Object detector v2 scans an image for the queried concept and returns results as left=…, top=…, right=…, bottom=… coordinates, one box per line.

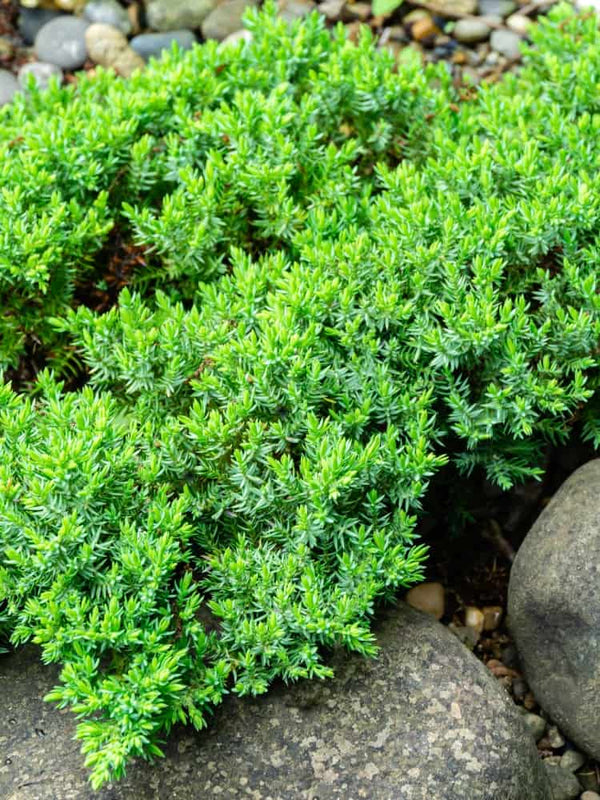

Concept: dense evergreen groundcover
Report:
left=0, top=3, right=599, bottom=788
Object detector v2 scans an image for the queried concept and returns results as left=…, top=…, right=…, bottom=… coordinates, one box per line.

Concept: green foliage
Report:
left=0, top=5, right=444, bottom=371
left=0, top=353, right=436, bottom=786
left=0, top=2, right=599, bottom=789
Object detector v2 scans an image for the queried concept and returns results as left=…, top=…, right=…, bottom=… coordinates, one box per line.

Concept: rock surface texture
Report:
left=17, top=61, right=63, bottom=90
left=490, top=28, right=522, bottom=58
left=85, top=22, right=144, bottom=77
left=201, top=0, right=257, bottom=42
left=543, top=763, right=582, bottom=800
left=83, top=0, right=132, bottom=34
left=0, top=69, right=20, bottom=106
left=145, top=0, right=217, bottom=31
left=130, top=30, right=197, bottom=60
left=0, top=603, right=550, bottom=799
left=509, top=459, right=600, bottom=761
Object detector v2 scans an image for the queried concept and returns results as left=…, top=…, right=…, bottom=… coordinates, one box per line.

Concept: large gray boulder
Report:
left=0, top=603, right=550, bottom=799
left=509, top=458, right=600, bottom=761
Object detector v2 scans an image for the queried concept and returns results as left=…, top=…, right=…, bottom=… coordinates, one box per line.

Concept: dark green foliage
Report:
left=0, top=3, right=599, bottom=789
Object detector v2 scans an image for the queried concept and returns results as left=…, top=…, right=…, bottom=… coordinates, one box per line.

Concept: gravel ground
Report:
left=0, top=0, right=579, bottom=106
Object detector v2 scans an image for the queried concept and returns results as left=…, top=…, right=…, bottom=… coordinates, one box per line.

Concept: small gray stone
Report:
left=490, top=28, right=522, bottom=59
left=425, top=0, right=477, bottom=13
left=453, top=18, right=491, bottom=43
left=219, top=28, right=253, bottom=47
left=319, top=0, right=346, bottom=18
left=146, top=0, right=217, bottom=31
left=83, top=0, right=132, bottom=35
left=501, top=643, right=520, bottom=669
left=543, top=763, right=582, bottom=800
left=559, top=748, right=586, bottom=773
left=35, top=16, right=90, bottom=70
left=278, top=0, right=316, bottom=21
left=478, top=0, right=516, bottom=15
left=581, top=793, right=600, bottom=800
left=201, top=0, right=257, bottom=41
left=448, top=623, right=480, bottom=650
left=85, top=23, right=145, bottom=77
left=543, top=755, right=562, bottom=767
left=130, top=30, right=197, bottom=61
left=522, top=712, right=547, bottom=742
left=17, top=61, right=63, bottom=91
left=0, top=69, right=20, bottom=107
left=506, top=12, right=532, bottom=35
left=546, top=725, right=566, bottom=749
left=18, top=7, right=64, bottom=46
left=479, top=13, right=503, bottom=25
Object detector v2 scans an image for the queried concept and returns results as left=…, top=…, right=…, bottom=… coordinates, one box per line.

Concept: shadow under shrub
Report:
left=0, top=3, right=599, bottom=789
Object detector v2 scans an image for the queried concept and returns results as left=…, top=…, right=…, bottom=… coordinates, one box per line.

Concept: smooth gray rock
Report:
left=545, top=725, right=566, bottom=749
left=509, top=459, right=600, bottom=761
left=506, top=12, right=532, bottom=35
left=145, top=0, right=217, bottom=31
left=0, top=69, right=20, bottom=106
left=477, top=0, right=516, bottom=15
left=18, top=7, right=63, bottom=45
left=490, top=28, right=522, bottom=59
left=34, top=16, right=90, bottom=71
left=543, top=763, right=582, bottom=800
left=130, top=30, right=196, bottom=60
left=453, top=18, right=491, bottom=43
left=559, top=748, right=586, bottom=773
left=18, top=61, right=63, bottom=91
left=219, top=28, right=253, bottom=47
left=201, top=0, right=257, bottom=41
left=522, top=712, right=547, bottom=742
left=0, top=604, right=550, bottom=799
left=83, top=0, right=132, bottom=35
left=278, top=0, right=316, bottom=21
left=84, top=23, right=145, bottom=78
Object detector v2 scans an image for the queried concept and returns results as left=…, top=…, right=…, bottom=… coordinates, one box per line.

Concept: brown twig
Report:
left=481, top=519, right=516, bottom=563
